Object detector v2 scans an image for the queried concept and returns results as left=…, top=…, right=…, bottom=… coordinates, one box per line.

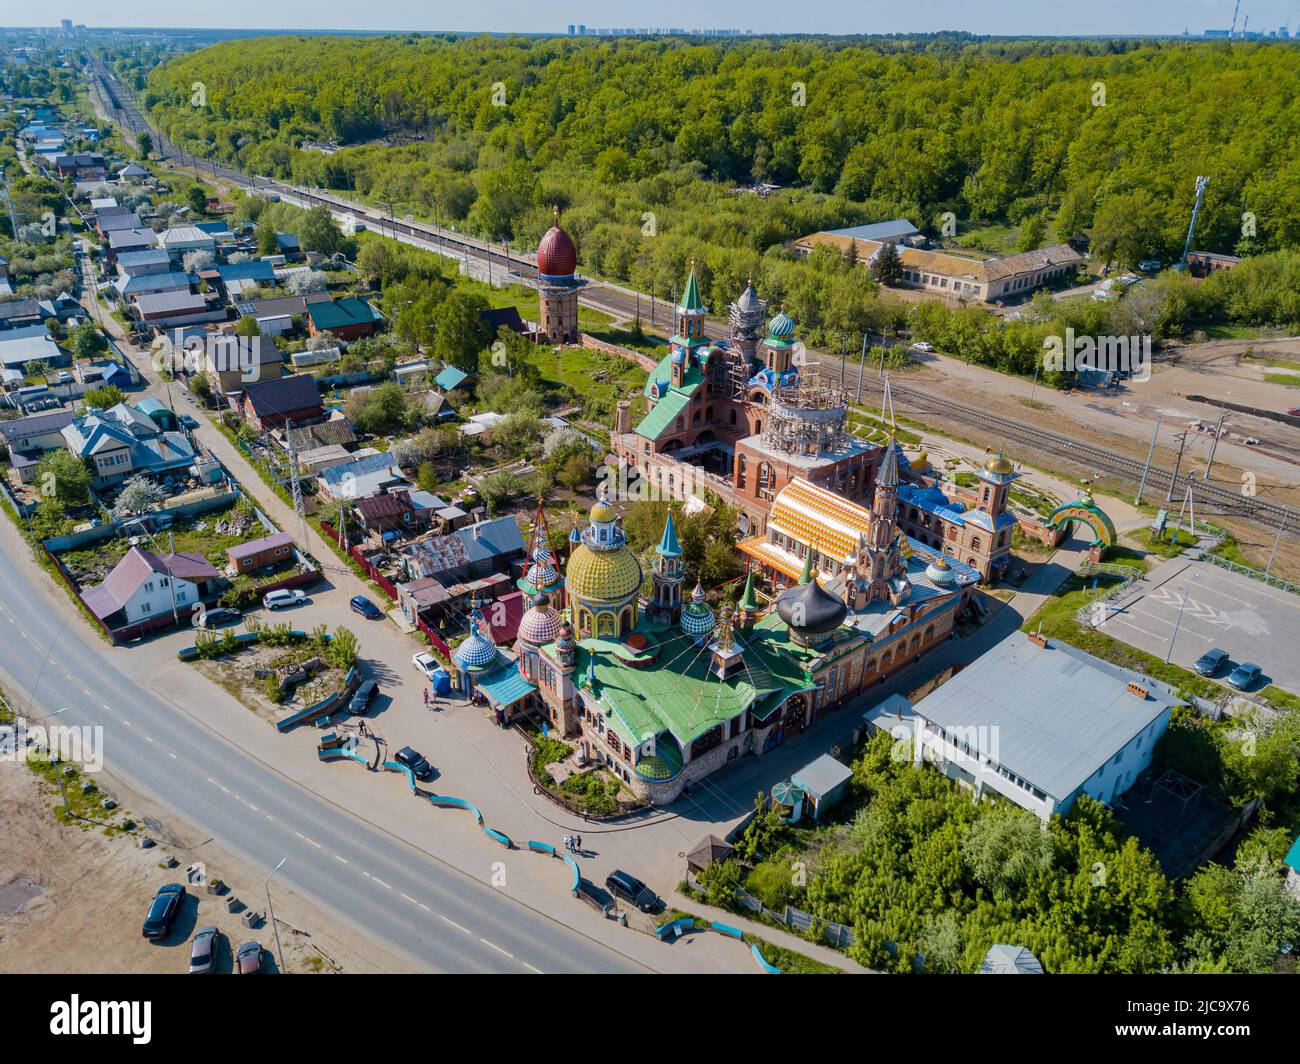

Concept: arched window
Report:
left=729, top=409, right=737, bottom=426
left=971, top=536, right=982, bottom=552
left=705, top=406, right=713, bottom=422
left=675, top=416, right=684, bottom=430
left=736, top=454, right=747, bottom=489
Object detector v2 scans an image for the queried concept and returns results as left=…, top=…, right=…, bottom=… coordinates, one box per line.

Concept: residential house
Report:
left=239, top=373, right=323, bottom=432
left=1, top=408, right=77, bottom=483
left=95, top=211, right=143, bottom=238
left=134, top=291, right=224, bottom=329
left=117, top=162, right=149, bottom=183
left=115, top=249, right=172, bottom=278
left=354, top=489, right=423, bottom=539
left=53, top=153, right=106, bottom=179
left=317, top=450, right=409, bottom=502
left=156, top=226, right=217, bottom=259
left=106, top=228, right=160, bottom=263
left=81, top=546, right=220, bottom=631
left=400, top=515, right=526, bottom=582
left=275, top=233, right=303, bottom=260
left=284, top=419, right=357, bottom=454
left=199, top=334, right=283, bottom=395
left=116, top=271, right=193, bottom=300
left=433, top=365, right=471, bottom=394
left=226, top=531, right=295, bottom=574
left=0, top=298, right=44, bottom=331
left=61, top=402, right=198, bottom=487
left=0, top=325, right=69, bottom=370
left=218, top=260, right=275, bottom=297
left=306, top=297, right=382, bottom=341
left=864, top=630, right=1181, bottom=820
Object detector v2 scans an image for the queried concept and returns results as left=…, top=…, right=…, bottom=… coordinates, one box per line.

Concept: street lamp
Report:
left=1165, top=571, right=1200, bottom=664
left=265, top=857, right=287, bottom=972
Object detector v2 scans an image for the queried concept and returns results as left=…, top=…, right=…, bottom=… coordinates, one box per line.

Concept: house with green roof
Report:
left=306, top=297, right=382, bottom=341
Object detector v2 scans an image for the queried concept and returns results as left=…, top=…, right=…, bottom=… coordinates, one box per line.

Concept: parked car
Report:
left=200, top=607, right=241, bottom=627
left=1287, top=407, right=1300, bottom=418
left=142, top=883, right=186, bottom=939
left=394, top=746, right=434, bottom=781
left=604, top=870, right=662, bottom=913
left=412, top=652, right=439, bottom=680
left=263, top=588, right=307, bottom=610
left=179, top=414, right=199, bottom=430
left=56, top=371, right=73, bottom=384
left=1138, top=259, right=1162, bottom=273
left=350, top=679, right=379, bottom=715
left=909, top=341, right=934, bottom=353
left=235, top=941, right=264, bottom=975
left=189, top=926, right=220, bottom=974
left=350, top=595, right=383, bottom=620
left=1226, top=662, right=1263, bottom=691
left=1193, top=648, right=1230, bottom=677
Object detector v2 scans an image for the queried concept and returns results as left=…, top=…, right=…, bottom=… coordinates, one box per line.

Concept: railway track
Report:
left=862, top=377, right=1296, bottom=530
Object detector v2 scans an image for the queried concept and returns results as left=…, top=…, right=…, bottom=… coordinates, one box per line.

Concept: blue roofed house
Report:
left=433, top=365, right=471, bottom=394
left=1285, top=836, right=1300, bottom=902
left=317, top=451, right=410, bottom=503
left=61, top=402, right=197, bottom=487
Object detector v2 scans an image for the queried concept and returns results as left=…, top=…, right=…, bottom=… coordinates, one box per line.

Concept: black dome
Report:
left=776, top=579, right=847, bottom=635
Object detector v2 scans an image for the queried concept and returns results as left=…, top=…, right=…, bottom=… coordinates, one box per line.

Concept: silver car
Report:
left=189, top=926, right=220, bottom=974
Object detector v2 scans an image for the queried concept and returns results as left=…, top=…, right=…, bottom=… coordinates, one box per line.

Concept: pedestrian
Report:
left=423, top=688, right=429, bottom=706
left=562, top=834, right=569, bottom=851
left=575, top=834, right=582, bottom=852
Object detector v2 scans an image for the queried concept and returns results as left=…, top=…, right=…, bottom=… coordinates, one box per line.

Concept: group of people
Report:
left=563, top=834, right=583, bottom=853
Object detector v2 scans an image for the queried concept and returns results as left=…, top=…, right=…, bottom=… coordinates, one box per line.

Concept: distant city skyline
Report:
left=7, top=2, right=1300, bottom=39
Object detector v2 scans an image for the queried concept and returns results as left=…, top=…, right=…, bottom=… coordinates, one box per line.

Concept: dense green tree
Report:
left=36, top=450, right=93, bottom=506
left=431, top=290, right=491, bottom=373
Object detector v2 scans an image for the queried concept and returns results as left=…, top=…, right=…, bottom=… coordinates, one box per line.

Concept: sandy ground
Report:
left=0, top=757, right=418, bottom=975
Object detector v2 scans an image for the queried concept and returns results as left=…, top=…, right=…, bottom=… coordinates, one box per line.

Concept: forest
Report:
left=135, top=35, right=1300, bottom=354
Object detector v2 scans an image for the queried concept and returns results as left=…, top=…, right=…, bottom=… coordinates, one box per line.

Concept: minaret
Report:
left=672, top=260, right=709, bottom=351
left=651, top=511, right=685, bottom=621
left=736, top=568, right=759, bottom=629
left=854, top=435, right=907, bottom=602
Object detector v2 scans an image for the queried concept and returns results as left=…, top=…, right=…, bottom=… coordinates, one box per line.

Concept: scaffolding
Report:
left=760, top=361, right=851, bottom=457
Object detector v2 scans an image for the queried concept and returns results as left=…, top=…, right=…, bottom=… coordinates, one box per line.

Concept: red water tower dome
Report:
left=537, top=208, right=577, bottom=280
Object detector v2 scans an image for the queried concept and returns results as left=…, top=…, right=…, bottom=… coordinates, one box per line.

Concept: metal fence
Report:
left=687, top=872, right=857, bottom=950
left=1202, top=551, right=1300, bottom=596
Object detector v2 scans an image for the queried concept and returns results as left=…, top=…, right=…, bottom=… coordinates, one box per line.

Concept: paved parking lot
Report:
left=1101, top=560, right=1300, bottom=693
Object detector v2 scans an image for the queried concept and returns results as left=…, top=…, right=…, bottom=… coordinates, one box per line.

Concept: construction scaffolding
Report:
left=760, top=361, right=851, bottom=458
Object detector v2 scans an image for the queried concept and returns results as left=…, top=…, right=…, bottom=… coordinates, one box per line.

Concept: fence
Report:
left=1073, top=560, right=1145, bottom=627
left=686, top=872, right=858, bottom=951
left=1202, top=551, right=1300, bottom=596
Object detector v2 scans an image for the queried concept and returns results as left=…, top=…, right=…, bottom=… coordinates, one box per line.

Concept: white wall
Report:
left=121, top=573, right=199, bottom=624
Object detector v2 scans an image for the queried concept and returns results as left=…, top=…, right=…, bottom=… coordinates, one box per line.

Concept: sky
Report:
left=12, top=2, right=1300, bottom=38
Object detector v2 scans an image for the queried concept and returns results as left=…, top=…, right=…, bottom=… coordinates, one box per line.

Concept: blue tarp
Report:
left=475, top=662, right=536, bottom=708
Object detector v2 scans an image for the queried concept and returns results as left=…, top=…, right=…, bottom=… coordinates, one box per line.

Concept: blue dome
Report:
left=767, top=310, right=795, bottom=339
left=454, top=628, right=498, bottom=669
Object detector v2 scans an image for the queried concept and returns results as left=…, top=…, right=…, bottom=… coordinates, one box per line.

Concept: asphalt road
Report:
left=0, top=540, right=647, bottom=974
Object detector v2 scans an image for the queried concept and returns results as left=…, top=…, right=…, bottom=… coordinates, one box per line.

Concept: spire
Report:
left=737, top=569, right=758, bottom=611
left=552, top=204, right=560, bottom=224
left=679, top=260, right=704, bottom=312
left=798, top=552, right=814, bottom=585
left=657, top=511, right=682, bottom=557
left=878, top=434, right=899, bottom=489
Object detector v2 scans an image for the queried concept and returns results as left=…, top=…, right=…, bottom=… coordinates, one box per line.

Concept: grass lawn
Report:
left=1206, top=536, right=1252, bottom=568
left=1263, top=372, right=1300, bottom=388
left=746, top=935, right=843, bottom=974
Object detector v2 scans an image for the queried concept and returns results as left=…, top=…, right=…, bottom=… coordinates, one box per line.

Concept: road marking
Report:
left=246, top=803, right=258, bottom=812
left=167, top=752, right=177, bottom=760
left=400, top=893, right=421, bottom=906
left=333, top=854, right=348, bottom=865
left=523, top=962, right=544, bottom=974
left=371, top=877, right=391, bottom=890
left=207, top=777, right=217, bottom=785
left=417, top=902, right=430, bottom=912
left=122, top=719, right=131, bottom=727
left=440, top=915, right=471, bottom=935
left=294, top=832, right=322, bottom=849
left=144, top=735, right=154, bottom=743
left=479, top=938, right=513, bottom=959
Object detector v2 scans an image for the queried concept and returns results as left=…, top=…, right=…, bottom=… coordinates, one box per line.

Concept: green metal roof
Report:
left=678, top=267, right=704, bottom=312
left=307, top=297, right=381, bottom=331
left=737, top=569, right=759, bottom=611
left=634, top=389, right=692, bottom=442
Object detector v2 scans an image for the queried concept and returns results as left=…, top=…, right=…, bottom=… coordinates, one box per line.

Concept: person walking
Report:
left=575, top=834, right=582, bottom=853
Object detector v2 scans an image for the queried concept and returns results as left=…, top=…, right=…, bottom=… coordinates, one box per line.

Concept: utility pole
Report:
left=167, top=530, right=179, bottom=624
left=1167, top=430, right=1189, bottom=502
left=265, top=858, right=287, bottom=972
left=1165, top=571, right=1200, bottom=663
left=1135, top=415, right=1161, bottom=506
left=1203, top=411, right=1230, bottom=480
left=1266, top=515, right=1287, bottom=575
left=855, top=333, right=868, bottom=404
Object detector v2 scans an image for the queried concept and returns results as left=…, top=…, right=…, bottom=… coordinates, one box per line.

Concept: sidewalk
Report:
left=666, top=890, right=877, bottom=974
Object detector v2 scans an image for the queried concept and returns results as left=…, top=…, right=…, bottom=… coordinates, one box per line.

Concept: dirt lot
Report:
left=0, top=757, right=413, bottom=974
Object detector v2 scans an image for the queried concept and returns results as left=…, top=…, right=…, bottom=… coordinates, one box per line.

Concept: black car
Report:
left=142, top=883, right=186, bottom=939
left=1193, top=648, right=1230, bottom=676
left=350, top=679, right=379, bottom=715
left=350, top=595, right=383, bottom=620
left=394, top=746, right=434, bottom=781
left=200, top=607, right=242, bottom=628
left=604, top=870, right=661, bottom=913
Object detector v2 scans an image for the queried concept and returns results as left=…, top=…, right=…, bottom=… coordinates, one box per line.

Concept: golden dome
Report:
left=913, top=449, right=931, bottom=469
left=590, top=498, right=617, bottom=523
left=566, top=542, right=643, bottom=605
left=984, top=452, right=1014, bottom=475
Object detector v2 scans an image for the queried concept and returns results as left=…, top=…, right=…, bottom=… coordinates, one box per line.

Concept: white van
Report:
left=263, top=588, right=307, bottom=610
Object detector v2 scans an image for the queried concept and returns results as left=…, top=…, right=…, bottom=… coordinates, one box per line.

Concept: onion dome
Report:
left=518, top=592, right=562, bottom=645
left=911, top=449, right=931, bottom=472
left=454, top=624, right=498, bottom=670
left=776, top=578, right=848, bottom=636
left=767, top=309, right=796, bottom=340
left=522, top=546, right=561, bottom=594
left=555, top=622, right=576, bottom=653
left=926, top=553, right=956, bottom=587
left=680, top=583, right=717, bottom=640
left=536, top=209, right=577, bottom=279
left=590, top=497, right=617, bottom=524
left=567, top=543, right=643, bottom=603
left=984, top=452, right=1014, bottom=476
left=737, top=278, right=761, bottom=313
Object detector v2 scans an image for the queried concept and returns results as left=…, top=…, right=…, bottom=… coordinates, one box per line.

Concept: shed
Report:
left=790, top=754, right=853, bottom=821
left=686, top=835, right=736, bottom=876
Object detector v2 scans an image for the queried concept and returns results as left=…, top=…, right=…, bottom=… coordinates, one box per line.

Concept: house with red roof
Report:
left=81, top=546, right=220, bottom=632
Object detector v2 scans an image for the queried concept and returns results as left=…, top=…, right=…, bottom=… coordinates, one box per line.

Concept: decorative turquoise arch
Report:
left=1046, top=495, right=1117, bottom=550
